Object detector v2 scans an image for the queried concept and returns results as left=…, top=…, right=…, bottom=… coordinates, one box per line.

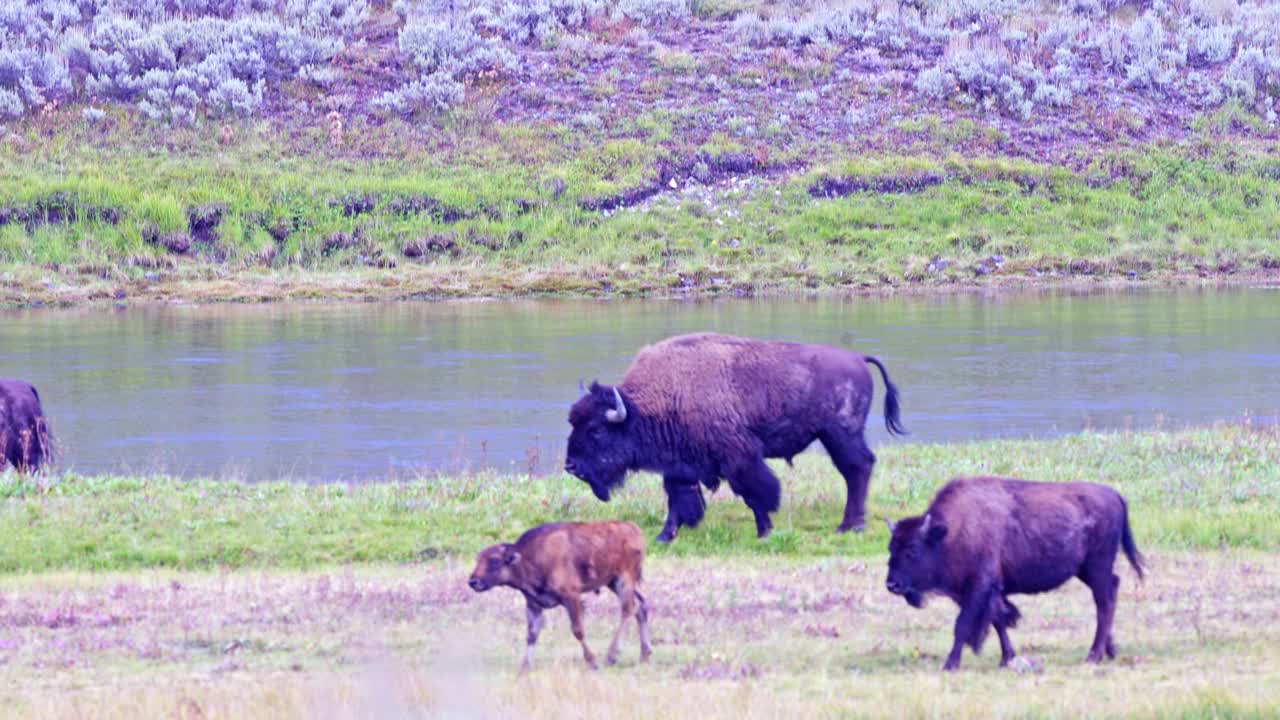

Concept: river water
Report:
left=2, top=288, right=1277, bottom=480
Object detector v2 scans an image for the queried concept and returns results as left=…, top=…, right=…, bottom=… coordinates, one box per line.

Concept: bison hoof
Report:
left=606, top=654, right=618, bottom=667
left=656, top=530, right=677, bottom=544
left=942, top=659, right=961, bottom=672
left=1085, top=652, right=1104, bottom=664
left=836, top=519, right=866, bottom=534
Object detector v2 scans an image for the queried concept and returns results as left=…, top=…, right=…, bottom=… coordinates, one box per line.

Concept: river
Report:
left=2, top=288, right=1276, bottom=480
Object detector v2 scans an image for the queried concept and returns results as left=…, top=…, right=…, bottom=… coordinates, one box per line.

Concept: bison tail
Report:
left=1120, top=497, right=1145, bottom=582
left=865, top=356, right=907, bottom=436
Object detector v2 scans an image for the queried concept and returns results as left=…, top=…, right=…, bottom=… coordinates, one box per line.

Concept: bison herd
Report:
left=2, top=331, right=1147, bottom=674
left=475, top=332, right=1146, bottom=673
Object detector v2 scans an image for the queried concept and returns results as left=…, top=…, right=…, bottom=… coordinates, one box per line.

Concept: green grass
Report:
left=2, top=425, right=1278, bottom=718
left=2, top=121, right=1279, bottom=306
left=3, top=424, right=1277, bottom=572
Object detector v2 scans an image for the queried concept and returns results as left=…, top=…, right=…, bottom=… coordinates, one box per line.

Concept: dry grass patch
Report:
left=1, top=551, right=1277, bottom=718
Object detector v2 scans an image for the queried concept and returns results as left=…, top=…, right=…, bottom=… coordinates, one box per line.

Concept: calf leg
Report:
left=635, top=589, right=653, bottom=662
left=563, top=595, right=598, bottom=670
left=606, top=577, right=638, bottom=666
left=658, top=474, right=707, bottom=544
left=725, top=456, right=782, bottom=539
left=819, top=430, right=875, bottom=533
left=520, top=602, right=546, bottom=673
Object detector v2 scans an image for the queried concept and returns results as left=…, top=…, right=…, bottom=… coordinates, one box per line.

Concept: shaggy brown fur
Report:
left=886, top=476, right=1145, bottom=671
left=0, top=379, right=51, bottom=473
left=468, top=521, right=651, bottom=671
left=566, top=332, right=905, bottom=542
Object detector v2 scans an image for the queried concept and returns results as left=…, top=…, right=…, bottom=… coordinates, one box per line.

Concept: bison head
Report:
left=885, top=513, right=948, bottom=608
left=468, top=543, right=520, bottom=592
left=565, top=381, right=635, bottom=502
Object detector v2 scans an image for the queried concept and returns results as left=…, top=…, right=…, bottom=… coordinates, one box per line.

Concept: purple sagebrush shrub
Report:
left=374, top=16, right=516, bottom=117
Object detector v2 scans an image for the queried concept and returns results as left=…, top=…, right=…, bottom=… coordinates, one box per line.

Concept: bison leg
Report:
left=724, top=456, right=781, bottom=539
left=995, top=596, right=1021, bottom=667
left=606, top=577, right=639, bottom=666
left=1083, top=570, right=1120, bottom=663
left=634, top=589, right=652, bottom=662
left=658, top=475, right=707, bottom=543
left=944, top=585, right=998, bottom=671
left=819, top=430, right=875, bottom=533
left=521, top=601, right=546, bottom=673
left=563, top=595, right=598, bottom=670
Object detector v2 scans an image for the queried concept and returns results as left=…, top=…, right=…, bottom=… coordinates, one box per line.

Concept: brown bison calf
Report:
left=885, top=476, right=1145, bottom=671
left=468, top=521, right=652, bottom=671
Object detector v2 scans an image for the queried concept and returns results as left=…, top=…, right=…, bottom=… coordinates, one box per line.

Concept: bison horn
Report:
left=884, top=516, right=895, bottom=533
left=578, top=378, right=586, bottom=394
left=919, top=513, right=932, bottom=535
left=606, top=387, right=627, bottom=423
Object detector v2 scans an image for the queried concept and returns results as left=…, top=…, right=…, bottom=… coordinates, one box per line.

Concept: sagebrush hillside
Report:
left=2, top=0, right=1279, bottom=304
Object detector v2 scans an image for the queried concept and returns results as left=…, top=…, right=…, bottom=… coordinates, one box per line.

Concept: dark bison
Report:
left=565, top=332, right=905, bottom=543
left=468, top=521, right=651, bottom=671
left=1, top=379, right=51, bottom=474
left=885, top=476, right=1145, bottom=671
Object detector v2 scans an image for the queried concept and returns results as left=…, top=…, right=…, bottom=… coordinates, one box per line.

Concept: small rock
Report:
left=1009, top=656, right=1045, bottom=675
left=669, top=178, right=678, bottom=189
left=113, top=289, right=126, bottom=300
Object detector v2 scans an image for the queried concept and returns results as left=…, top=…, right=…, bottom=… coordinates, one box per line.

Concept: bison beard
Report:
left=565, top=333, right=905, bottom=543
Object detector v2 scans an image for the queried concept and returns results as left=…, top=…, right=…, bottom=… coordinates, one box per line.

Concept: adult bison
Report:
left=564, top=332, right=906, bottom=543
left=885, top=476, right=1145, bottom=671
left=1, top=379, right=52, bottom=473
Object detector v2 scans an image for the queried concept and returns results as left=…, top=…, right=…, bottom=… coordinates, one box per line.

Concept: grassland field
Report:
left=1, top=424, right=1278, bottom=718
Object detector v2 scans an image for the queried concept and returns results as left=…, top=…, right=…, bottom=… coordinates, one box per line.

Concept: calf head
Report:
left=565, top=382, right=636, bottom=502
left=885, top=513, right=949, bottom=608
left=468, top=543, right=521, bottom=592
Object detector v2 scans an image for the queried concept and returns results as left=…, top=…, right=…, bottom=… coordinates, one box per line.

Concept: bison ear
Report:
left=578, top=378, right=586, bottom=394
left=921, top=514, right=947, bottom=546
left=504, top=549, right=521, bottom=566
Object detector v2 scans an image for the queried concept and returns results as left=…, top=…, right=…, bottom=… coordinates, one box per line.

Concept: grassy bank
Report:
left=3, top=134, right=1280, bottom=307
left=3, top=424, right=1277, bottom=572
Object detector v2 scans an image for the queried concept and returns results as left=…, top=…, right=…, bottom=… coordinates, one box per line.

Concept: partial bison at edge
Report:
left=885, top=476, right=1145, bottom=671
left=564, top=332, right=906, bottom=543
left=468, top=521, right=651, bottom=672
left=1, top=379, right=52, bottom=473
